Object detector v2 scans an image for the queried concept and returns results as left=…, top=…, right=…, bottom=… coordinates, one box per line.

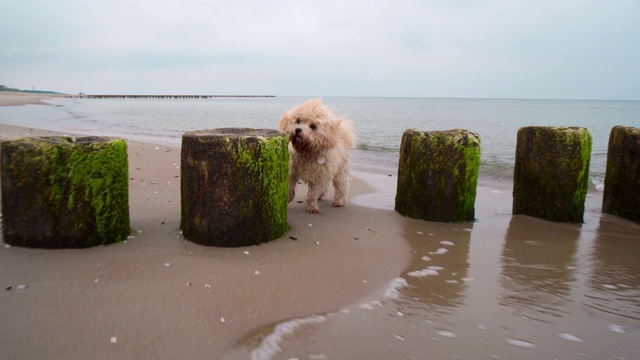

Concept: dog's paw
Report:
left=305, top=205, right=321, bottom=213
left=331, top=199, right=346, bottom=207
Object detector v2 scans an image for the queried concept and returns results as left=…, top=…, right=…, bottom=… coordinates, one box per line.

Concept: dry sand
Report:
left=0, top=123, right=413, bottom=359
left=0, top=91, right=58, bottom=106
left=1, top=98, right=639, bottom=360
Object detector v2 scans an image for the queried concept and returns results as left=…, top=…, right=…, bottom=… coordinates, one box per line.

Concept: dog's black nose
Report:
left=295, top=128, right=302, bottom=135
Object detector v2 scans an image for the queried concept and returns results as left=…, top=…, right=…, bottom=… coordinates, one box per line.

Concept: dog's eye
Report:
left=309, top=124, right=316, bottom=130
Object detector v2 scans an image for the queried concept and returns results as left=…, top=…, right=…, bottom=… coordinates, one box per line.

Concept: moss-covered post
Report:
left=1, top=136, right=130, bottom=248
left=180, top=128, right=289, bottom=247
left=513, top=126, right=592, bottom=223
left=395, top=129, right=481, bottom=222
left=602, top=126, right=640, bottom=223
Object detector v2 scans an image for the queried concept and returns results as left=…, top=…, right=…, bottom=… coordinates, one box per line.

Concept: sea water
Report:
left=2, top=96, right=639, bottom=188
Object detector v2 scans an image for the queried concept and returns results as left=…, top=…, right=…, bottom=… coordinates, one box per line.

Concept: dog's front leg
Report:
left=288, top=170, right=299, bottom=203
left=305, top=183, right=323, bottom=213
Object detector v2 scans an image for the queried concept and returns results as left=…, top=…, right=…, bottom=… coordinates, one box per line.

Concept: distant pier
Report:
left=63, top=94, right=276, bottom=99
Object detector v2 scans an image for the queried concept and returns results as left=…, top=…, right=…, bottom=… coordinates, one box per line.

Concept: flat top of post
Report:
left=0, top=136, right=123, bottom=146
left=518, top=126, right=588, bottom=132
left=183, top=128, right=284, bottom=139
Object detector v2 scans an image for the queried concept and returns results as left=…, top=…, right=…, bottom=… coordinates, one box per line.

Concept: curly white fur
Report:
left=278, top=98, right=356, bottom=213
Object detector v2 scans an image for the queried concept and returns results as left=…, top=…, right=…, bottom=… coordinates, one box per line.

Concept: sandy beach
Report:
left=0, top=91, right=59, bottom=106
left=1, top=97, right=639, bottom=359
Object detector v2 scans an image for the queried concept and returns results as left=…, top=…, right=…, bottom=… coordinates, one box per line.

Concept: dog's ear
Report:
left=323, top=120, right=342, bottom=149
left=278, top=113, right=290, bottom=131
left=330, top=120, right=342, bottom=134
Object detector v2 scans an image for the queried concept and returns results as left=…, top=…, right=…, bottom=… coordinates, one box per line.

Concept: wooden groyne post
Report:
left=395, top=129, right=481, bottom=222
left=602, top=126, right=640, bottom=223
left=180, top=128, right=289, bottom=247
left=1, top=137, right=130, bottom=248
left=513, top=126, right=592, bottom=223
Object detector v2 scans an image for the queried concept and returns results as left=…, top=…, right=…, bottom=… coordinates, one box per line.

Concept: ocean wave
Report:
left=250, top=315, right=327, bottom=360
left=356, top=142, right=398, bottom=153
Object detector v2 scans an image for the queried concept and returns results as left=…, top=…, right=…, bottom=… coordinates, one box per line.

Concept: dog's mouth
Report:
left=290, top=133, right=308, bottom=154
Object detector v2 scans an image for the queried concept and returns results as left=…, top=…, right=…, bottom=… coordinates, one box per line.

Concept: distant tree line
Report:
left=0, top=84, right=21, bottom=92
left=0, top=84, right=62, bottom=94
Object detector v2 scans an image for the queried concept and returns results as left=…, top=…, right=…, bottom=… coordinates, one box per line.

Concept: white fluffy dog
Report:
left=278, top=98, right=356, bottom=213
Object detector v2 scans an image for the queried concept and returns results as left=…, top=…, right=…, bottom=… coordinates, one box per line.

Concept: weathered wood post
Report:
left=180, top=128, right=289, bottom=247
left=602, top=126, right=640, bottom=223
left=513, top=126, right=592, bottom=223
left=1, top=136, right=130, bottom=248
left=395, top=129, right=481, bottom=222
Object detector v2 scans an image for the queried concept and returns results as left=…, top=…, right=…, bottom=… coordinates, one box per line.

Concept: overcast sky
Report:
left=1, top=0, right=639, bottom=99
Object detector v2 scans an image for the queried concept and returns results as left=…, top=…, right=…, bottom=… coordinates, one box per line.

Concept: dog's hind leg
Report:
left=317, top=185, right=329, bottom=201
left=331, top=168, right=350, bottom=207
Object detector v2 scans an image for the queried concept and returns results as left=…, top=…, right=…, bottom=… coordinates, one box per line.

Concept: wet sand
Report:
left=235, top=189, right=640, bottom=360
left=1, top=101, right=640, bottom=359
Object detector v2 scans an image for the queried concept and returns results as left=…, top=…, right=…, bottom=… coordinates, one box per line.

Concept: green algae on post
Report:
left=602, top=126, right=640, bottom=223
left=395, top=129, right=481, bottom=222
left=0, top=136, right=130, bottom=248
left=513, top=126, right=592, bottom=223
left=180, top=128, right=289, bottom=247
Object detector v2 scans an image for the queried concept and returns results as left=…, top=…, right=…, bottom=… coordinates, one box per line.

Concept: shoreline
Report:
left=0, top=92, right=613, bottom=193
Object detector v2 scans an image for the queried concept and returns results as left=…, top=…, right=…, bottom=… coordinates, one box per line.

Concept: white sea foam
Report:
left=421, top=256, right=432, bottom=262
left=440, top=240, right=455, bottom=246
left=429, top=248, right=449, bottom=255
left=357, top=300, right=383, bottom=310
left=384, top=277, right=409, bottom=299
left=428, top=266, right=444, bottom=270
left=436, top=330, right=456, bottom=338
left=506, top=338, right=536, bottom=348
left=251, top=315, right=327, bottom=360
left=308, top=355, right=328, bottom=360
left=609, top=324, right=626, bottom=333
left=394, top=334, right=406, bottom=341
left=408, top=269, right=439, bottom=278
left=558, top=332, right=584, bottom=342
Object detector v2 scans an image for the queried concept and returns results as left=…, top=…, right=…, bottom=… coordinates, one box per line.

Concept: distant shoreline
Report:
left=63, top=94, right=276, bottom=99
left=0, top=90, right=60, bottom=106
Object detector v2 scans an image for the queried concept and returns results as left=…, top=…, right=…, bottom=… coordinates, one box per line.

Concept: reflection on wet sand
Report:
left=500, top=215, right=579, bottom=322
left=398, top=220, right=472, bottom=318
left=588, top=215, right=640, bottom=321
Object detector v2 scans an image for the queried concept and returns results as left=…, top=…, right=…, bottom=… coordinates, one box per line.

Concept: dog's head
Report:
left=278, top=98, right=340, bottom=156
